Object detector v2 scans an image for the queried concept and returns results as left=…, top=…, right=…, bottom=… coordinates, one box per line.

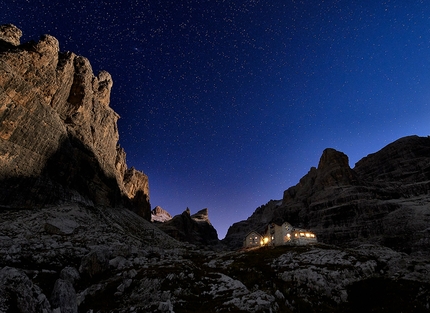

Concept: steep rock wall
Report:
left=224, top=136, right=430, bottom=254
left=0, top=24, right=150, bottom=219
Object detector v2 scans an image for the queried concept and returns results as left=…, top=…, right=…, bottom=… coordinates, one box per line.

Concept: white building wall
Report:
left=264, top=222, right=317, bottom=246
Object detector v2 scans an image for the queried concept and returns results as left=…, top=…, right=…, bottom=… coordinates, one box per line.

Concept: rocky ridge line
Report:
left=157, top=208, right=219, bottom=246
left=224, top=136, right=430, bottom=254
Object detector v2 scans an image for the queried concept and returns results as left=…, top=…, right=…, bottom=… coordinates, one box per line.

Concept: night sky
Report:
left=3, top=0, right=430, bottom=238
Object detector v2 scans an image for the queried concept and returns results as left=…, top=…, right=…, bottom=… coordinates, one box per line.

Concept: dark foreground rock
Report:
left=0, top=205, right=429, bottom=312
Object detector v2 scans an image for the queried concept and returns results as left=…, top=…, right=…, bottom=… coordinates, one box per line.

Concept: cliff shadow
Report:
left=0, top=134, right=123, bottom=209
left=0, top=39, right=17, bottom=52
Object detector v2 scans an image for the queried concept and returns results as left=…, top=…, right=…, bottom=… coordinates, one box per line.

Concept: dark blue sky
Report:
left=3, top=0, right=430, bottom=238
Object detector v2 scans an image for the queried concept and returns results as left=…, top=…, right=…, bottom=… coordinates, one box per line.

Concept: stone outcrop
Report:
left=123, top=167, right=151, bottom=220
left=157, top=208, right=219, bottom=246
left=51, top=277, right=78, bottom=313
left=0, top=266, right=52, bottom=312
left=224, top=136, right=430, bottom=254
left=0, top=24, right=150, bottom=218
left=151, top=206, right=172, bottom=223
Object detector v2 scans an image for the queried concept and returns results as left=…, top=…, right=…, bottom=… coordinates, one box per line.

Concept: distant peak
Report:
left=318, top=148, right=350, bottom=170
left=191, top=208, right=210, bottom=224
left=183, top=208, right=191, bottom=216
left=195, top=208, right=209, bottom=216
left=151, top=206, right=172, bottom=223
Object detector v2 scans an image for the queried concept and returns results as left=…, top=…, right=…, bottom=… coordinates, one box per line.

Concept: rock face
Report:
left=224, top=136, right=430, bottom=254
left=157, top=208, right=219, bottom=246
left=0, top=24, right=150, bottom=219
left=2, top=203, right=429, bottom=313
left=151, top=206, right=172, bottom=223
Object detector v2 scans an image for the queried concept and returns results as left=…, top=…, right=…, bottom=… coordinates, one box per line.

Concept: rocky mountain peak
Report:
left=283, top=148, right=358, bottom=204
left=0, top=25, right=150, bottom=219
left=152, top=206, right=171, bottom=216
left=157, top=208, right=219, bottom=246
left=315, top=147, right=359, bottom=188
left=318, top=148, right=349, bottom=170
left=191, top=208, right=210, bottom=223
left=151, top=206, right=172, bottom=223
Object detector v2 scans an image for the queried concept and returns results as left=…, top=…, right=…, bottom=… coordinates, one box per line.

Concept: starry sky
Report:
left=3, top=0, right=430, bottom=239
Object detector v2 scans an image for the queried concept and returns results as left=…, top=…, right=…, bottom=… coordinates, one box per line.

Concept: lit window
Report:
left=295, top=233, right=298, bottom=237
left=311, top=234, right=315, bottom=238
left=305, top=233, right=310, bottom=238
left=300, top=233, right=305, bottom=237
left=287, top=234, right=290, bottom=238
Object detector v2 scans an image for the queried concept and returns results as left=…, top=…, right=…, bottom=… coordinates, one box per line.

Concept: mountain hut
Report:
left=243, top=231, right=264, bottom=248
left=264, top=221, right=317, bottom=246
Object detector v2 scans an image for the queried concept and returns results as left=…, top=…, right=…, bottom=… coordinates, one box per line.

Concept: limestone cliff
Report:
left=151, top=206, right=172, bottom=223
left=157, top=208, right=219, bottom=246
left=0, top=24, right=150, bottom=219
left=224, top=136, right=430, bottom=254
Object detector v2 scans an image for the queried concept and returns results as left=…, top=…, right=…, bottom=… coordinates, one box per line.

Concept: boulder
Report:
left=51, top=279, right=78, bottom=313
left=60, top=266, right=80, bottom=285
left=0, top=266, right=52, bottom=313
left=79, top=246, right=111, bottom=278
left=44, top=218, right=79, bottom=235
